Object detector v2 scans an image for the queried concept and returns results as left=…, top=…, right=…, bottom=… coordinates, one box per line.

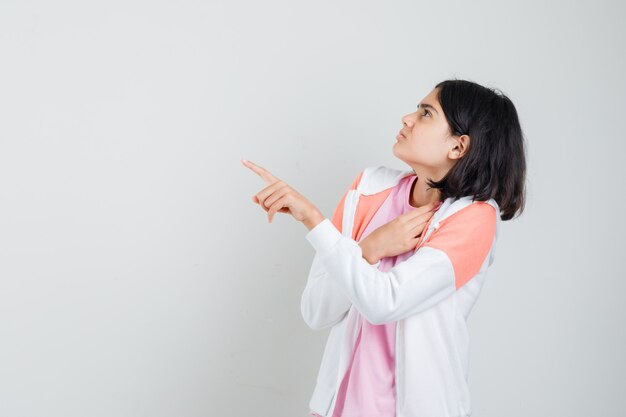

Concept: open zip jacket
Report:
left=301, top=165, right=501, bottom=417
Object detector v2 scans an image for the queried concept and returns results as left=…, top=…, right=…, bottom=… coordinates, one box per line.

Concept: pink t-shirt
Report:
left=312, top=173, right=424, bottom=417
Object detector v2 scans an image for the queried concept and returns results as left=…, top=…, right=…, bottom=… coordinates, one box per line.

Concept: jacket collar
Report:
left=356, top=165, right=415, bottom=196
left=355, top=164, right=501, bottom=215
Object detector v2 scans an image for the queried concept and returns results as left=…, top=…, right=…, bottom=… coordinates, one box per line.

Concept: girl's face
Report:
left=393, top=88, right=466, bottom=179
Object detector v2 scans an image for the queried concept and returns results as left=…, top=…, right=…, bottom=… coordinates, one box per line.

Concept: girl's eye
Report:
left=420, top=109, right=430, bottom=117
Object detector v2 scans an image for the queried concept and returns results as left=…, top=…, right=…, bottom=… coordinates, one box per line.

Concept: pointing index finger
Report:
left=241, top=159, right=279, bottom=185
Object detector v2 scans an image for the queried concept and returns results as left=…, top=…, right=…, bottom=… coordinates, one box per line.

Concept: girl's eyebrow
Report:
left=417, top=103, right=439, bottom=115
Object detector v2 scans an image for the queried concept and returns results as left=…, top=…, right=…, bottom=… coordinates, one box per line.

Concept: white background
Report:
left=0, top=0, right=624, bottom=416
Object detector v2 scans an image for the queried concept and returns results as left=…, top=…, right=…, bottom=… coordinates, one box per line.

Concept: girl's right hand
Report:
left=360, top=201, right=442, bottom=262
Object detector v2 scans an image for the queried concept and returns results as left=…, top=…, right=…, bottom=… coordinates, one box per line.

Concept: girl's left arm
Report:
left=300, top=171, right=366, bottom=331
left=305, top=202, right=497, bottom=325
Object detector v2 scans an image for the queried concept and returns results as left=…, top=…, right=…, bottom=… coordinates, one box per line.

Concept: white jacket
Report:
left=301, top=165, right=501, bottom=417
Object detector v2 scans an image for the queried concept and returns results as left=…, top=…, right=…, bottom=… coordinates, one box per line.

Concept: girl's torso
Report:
left=329, top=174, right=420, bottom=417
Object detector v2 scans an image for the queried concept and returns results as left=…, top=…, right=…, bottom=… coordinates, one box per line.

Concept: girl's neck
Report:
left=409, top=175, right=442, bottom=208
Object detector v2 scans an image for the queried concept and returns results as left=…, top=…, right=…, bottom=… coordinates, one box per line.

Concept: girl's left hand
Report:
left=242, top=159, right=323, bottom=227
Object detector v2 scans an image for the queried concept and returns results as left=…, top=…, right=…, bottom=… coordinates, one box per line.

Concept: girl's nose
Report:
left=402, top=112, right=415, bottom=128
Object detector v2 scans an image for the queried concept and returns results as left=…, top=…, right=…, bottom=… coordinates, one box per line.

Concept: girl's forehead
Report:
left=421, top=89, right=440, bottom=104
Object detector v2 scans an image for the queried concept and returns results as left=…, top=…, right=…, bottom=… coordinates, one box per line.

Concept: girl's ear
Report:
left=451, top=134, right=470, bottom=159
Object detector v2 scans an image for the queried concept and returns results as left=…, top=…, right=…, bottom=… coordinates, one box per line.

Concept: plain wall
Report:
left=0, top=0, right=624, bottom=416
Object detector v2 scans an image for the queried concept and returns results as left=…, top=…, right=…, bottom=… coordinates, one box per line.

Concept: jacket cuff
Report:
left=305, top=218, right=343, bottom=254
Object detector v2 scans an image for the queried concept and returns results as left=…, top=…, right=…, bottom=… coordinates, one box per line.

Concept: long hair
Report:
left=425, top=79, right=527, bottom=221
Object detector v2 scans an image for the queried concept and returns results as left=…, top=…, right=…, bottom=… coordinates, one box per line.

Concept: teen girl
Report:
left=242, top=79, right=526, bottom=417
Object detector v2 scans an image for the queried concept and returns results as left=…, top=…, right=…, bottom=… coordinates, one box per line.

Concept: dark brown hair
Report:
left=425, top=79, right=527, bottom=221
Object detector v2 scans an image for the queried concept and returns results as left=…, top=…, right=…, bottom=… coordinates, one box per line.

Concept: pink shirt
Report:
left=312, top=173, right=423, bottom=417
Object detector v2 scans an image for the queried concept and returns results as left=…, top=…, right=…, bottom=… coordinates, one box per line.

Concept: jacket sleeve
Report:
left=300, top=171, right=366, bottom=331
left=304, top=202, right=497, bottom=325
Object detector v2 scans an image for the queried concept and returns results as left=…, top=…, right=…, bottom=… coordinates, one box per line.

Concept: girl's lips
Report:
left=396, top=133, right=405, bottom=140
